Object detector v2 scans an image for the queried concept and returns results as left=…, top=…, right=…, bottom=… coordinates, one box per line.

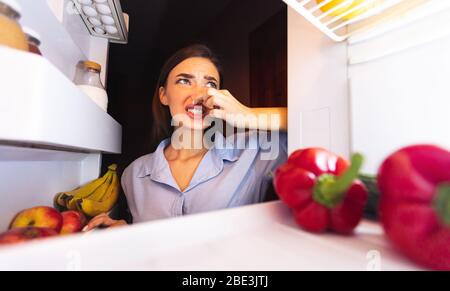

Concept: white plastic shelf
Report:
left=0, top=46, right=121, bottom=154
left=284, top=0, right=432, bottom=42
left=0, top=201, right=422, bottom=271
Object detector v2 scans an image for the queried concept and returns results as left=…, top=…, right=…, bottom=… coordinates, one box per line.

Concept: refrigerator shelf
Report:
left=284, top=0, right=432, bottom=42
left=0, top=46, right=121, bottom=154
left=0, top=201, right=421, bottom=270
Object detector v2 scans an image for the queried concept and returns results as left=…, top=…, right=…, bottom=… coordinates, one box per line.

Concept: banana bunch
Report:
left=54, top=164, right=120, bottom=218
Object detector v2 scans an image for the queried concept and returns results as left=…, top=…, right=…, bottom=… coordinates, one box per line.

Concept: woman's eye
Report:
left=206, top=81, right=218, bottom=89
left=176, top=78, right=190, bottom=85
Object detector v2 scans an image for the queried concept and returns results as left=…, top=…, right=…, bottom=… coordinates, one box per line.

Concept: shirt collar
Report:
left=136, top=132, right=240, bottom=180
left=136, top=137, right=170, bottom=179
left=211, top=131, right=240, bottom=162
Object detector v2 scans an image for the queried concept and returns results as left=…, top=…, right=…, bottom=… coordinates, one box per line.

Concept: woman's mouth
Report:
left=185, top=104, right=209, bottom=119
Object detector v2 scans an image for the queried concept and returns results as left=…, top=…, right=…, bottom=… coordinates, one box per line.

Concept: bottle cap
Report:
left=22, top=27, right=41, bottom=45
left=0, top=0, right=22, bottom=15
left=82, top=60, right=102, bottom=72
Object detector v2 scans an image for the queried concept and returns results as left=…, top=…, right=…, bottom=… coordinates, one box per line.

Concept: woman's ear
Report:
left=159, top=86, right=168, bottom=106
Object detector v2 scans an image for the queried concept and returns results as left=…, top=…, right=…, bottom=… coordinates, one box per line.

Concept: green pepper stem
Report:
left=313, top=153, right=364, bottom=208
left=434, top=183, right=450, bottom=226
left=324, top=153, right=363, bottom=196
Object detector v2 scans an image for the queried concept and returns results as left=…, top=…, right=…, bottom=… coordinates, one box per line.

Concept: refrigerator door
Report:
left=0, top=1, right=120, bottom=230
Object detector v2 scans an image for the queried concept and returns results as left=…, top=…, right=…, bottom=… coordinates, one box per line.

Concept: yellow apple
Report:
left=9, top=206, right=63, bottom=233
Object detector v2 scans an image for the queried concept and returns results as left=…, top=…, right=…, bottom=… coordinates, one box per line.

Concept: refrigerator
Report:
left=0, top=0, right=449, bottom=270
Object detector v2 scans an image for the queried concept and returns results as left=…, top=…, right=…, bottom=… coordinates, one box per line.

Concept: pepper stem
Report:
left=313, top=153, right=364, bottom=208
left=434, top=183, right=450, bottom=226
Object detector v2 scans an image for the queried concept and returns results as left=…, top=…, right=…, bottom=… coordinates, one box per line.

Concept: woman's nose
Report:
left=191, top=87, right=209, bottom=104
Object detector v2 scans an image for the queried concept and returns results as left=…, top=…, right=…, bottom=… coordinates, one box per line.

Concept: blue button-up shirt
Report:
left=121, top=130, right=287, bottom=223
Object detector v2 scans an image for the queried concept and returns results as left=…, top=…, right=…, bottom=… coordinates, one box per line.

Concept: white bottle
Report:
left=74, top=60, right=108, bottom=111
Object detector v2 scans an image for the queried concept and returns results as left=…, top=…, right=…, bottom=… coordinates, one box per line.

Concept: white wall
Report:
left=0, top=147, right=100, bottom=231
left=348, top=6, right=450, bottom=174
left=287, top=7, right=349, bottom=157
left=288, top=2, right=450, bottom=174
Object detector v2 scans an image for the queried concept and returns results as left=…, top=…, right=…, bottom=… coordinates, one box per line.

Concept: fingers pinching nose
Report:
left=191, top=94, right=209, bottom=105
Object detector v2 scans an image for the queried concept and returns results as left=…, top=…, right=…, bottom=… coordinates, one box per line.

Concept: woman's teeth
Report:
left=186, top=104, right=209, bottom=119
left=187, top=106, right=203, bottom=115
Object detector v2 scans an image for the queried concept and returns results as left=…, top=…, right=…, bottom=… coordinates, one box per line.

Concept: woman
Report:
left=84, top=44, right=288, bottom=230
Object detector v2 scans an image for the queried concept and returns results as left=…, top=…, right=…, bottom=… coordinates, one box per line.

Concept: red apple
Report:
left=0, top=227, right=58, bottom=246
left=9, top=206, right=63, bottom=232
left=60, top=211, right=87, bottom=234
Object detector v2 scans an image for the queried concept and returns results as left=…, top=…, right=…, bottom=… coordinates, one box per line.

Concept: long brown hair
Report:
left=151, top=44, right=224, bottom=146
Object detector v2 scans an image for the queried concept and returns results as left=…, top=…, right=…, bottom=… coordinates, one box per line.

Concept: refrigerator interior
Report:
left=288, top=0, right=450, bottom=173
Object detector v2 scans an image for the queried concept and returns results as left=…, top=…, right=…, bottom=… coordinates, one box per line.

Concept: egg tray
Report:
left=72, top=0, right=128, bottom=44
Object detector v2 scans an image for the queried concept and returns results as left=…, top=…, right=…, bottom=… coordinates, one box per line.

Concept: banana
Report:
left=53, top=187, right=81, bottom=211
left=76, top=171, right=119, bottom=217
left=83, top=164, right=118, bottom=203
left=65, top=171, right=112, bottom=210
left=53, top=164, right=118, bottom=210
left=54, top=192, right=69, bottom=211
left=107, top=164, right=117, bottom=172
left=83, top=172, right=113, bottom=202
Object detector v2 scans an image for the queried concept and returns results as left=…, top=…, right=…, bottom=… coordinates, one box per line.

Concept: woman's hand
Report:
left=205, top=88, right=253, bottom=126
left=205, top=88, right=287, bottom=131
left=82, top=213, right=127, bottom=232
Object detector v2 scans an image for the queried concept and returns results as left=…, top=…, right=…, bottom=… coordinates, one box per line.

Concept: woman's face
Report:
left=159, top=57, right=220, bottom=130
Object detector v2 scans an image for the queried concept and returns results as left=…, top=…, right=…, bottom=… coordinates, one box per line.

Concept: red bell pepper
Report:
left=273, top=148, right=368, bottom=234
left=378, top=145, right=450, bottom=270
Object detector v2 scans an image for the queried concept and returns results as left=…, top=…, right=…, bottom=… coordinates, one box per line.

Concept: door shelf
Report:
left=0, top=46, right=121, bottom=154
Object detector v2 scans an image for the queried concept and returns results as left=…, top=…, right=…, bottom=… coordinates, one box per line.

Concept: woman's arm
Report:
left=205, top=88, right=287, bottom=131
left=248, top=107, right=287, bottom=132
